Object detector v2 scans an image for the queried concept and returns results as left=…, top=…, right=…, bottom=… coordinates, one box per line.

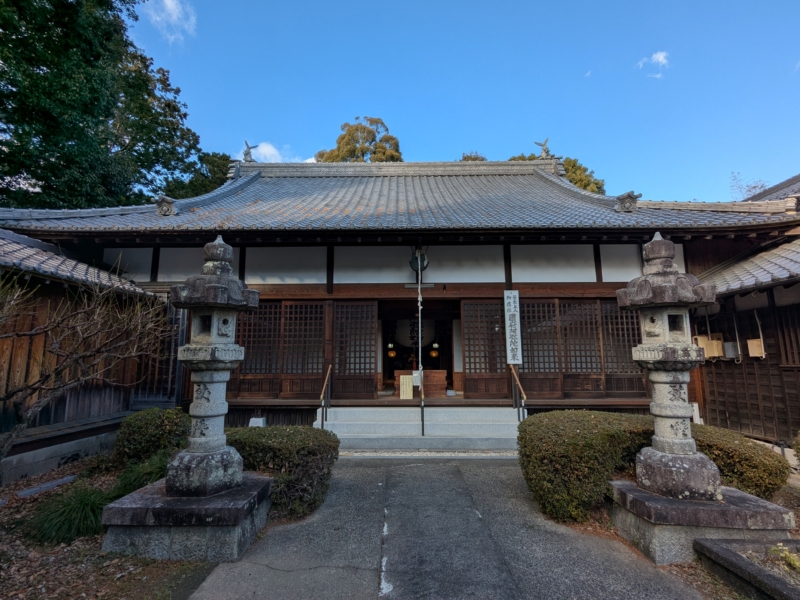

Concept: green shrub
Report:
left=28, top=487, right=112, bottom=544
left=793, top=432, right=800, bottom=458
left=518, top=410, right=790, bottom=523
left=693, top=424, right=790, bottom=499
left=113, top=408, right=190, bottom=465
left=226, top=426, right=340, bottom=519
left=112, top=450, right=172, bottom=499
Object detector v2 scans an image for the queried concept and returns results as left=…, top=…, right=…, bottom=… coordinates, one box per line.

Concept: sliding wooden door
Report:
left=332, top=301, right=378, bottom=399
left=461, top=300, right=509, bottom=399
left=280, top=301, right=326, bottom=398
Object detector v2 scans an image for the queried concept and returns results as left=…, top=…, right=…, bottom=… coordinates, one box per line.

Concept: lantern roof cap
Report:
left=617, top=232, right=716, bottom=309
left=169, top=235, right=259, bottom=310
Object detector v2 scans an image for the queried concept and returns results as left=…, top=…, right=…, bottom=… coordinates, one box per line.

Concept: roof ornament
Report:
left=243, top=140, right=257, bottom=163
left=535, top=138, right=551, bottom=159
left=614, top=191, right=642, bottom=213
left=153, top=194, right=177, bottom=217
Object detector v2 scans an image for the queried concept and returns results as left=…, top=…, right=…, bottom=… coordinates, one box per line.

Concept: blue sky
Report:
left=131, top=0, right=799, bottom=201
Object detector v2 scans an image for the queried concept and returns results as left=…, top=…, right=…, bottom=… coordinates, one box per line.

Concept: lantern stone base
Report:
left=101, top=473, right=271, bottom=562
left=610, top=480, right=794, bottom=565
left=166, top=446, right=243, bottom=497
left=636, top=447, right=722, bottom=501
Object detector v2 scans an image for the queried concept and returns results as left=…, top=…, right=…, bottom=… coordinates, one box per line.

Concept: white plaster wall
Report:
left=511, top=245, right=596, bottom=282
left=735, top=292, right=769, bottom=312
left=600, top=245, right=642, bottom=282
left=158, top=247, right=240, bottom=282
left=674, top=243, right=686, bottom=273
left=424, top=246, right=505, bottom=283
left=102, top=248, right=153, bottom=282
left=246, top=247, right=326, bottom=284
left=775, top=283, right=800, bottom=307
left=453, top=319, right=463, bottom=372
left=334, top=246, right=415, bottom=284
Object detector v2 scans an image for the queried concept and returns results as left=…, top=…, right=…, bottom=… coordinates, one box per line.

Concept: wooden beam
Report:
left=150, top=247, right=160, bottom=283
left=503, top=243, right=512, bottom=291
left=593, top=244, right=603, bottom=283
left=238, top=246, right=247, bottom=281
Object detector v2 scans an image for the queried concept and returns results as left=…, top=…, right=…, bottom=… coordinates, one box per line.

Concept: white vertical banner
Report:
left=504, top=290, right=522, bottom=365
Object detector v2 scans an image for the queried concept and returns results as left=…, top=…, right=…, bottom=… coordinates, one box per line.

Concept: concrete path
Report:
left=191, top=458, right=702, bottom=599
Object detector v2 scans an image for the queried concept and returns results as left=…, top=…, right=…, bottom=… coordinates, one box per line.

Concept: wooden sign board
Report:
left=400, top=375, right=414, bottom=400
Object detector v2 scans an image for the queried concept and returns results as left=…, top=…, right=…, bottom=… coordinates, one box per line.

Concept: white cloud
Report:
left=647, top=73, right=663, bottom=79
left=143, top=0, right=197, bottom=44
left=638, top=51, right=669, bottom=69
left=236, top=141, right=313, bottom=163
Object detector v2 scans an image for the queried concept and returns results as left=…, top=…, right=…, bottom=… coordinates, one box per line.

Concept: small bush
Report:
left=226, top=426, right=340, bottom=519
left=112, top=450, right=172, bottom=499
left=113, top=408, right=190, bottom=465
left=793, top=432, right=800, bottom=458
left=518, top=410, right=790, bottom=523
left=28, top=487, right=112, bottom=544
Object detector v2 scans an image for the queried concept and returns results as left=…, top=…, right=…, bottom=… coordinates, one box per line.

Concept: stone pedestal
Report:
left=612, top=233, right=793, bottom=565
left=611, top=481, right=794, bottom=565
left=101, top=236, right=266, bottom=562
left=102, top=474, right=272, bottom=562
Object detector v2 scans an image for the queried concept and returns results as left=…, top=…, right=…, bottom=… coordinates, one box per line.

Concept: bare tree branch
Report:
left=0, top=279, right=168, bottom=461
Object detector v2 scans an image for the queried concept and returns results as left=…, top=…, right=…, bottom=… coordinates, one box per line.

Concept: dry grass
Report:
left=0, top=458, right=211, bottom=600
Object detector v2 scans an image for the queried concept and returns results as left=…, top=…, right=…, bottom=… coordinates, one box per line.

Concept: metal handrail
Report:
left=510, top=365, right=527, bottom=422
left=319, top=364, right=332, bottom=429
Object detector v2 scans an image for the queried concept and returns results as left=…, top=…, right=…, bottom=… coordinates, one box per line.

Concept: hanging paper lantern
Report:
left=429, top=350, right=439, bottom=358
left=388, top=350, right=397, bottom=358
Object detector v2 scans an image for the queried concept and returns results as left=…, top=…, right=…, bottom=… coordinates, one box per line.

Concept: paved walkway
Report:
left=191, top=458, right=702, bottom=599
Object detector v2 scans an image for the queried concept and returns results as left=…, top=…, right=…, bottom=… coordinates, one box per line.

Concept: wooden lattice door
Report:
left=558, top=301, right=605, bottom=398
left=333, top=301, right=378, bottom=399
left=280, top=301, right=326, bottom=398
left=461, top=300, right=509, bottom=399
left=600, top=301, right=645, bottom=397
left=229, top=301, right=282, bottom=400
left=519, top=301, right=562, bottom=398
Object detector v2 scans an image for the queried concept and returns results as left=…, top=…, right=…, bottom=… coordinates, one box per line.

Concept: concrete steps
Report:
left=314, top=407, right=521, bottom=450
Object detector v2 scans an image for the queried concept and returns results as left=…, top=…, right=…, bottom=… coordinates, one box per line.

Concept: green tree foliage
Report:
left=0, top=0, right=202, bottom=209
left=508, top=153, right=606, bottom=194
left=164, top=152, right=232, bottom=199
left=459, top=152, right=487, bottom=162
left=315, top=117, right=402, bottom=163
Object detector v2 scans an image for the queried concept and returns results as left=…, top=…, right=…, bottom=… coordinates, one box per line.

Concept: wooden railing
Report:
left=319, top=365, right=332, bottom=429
left=510, top=365, right=527, bottom=422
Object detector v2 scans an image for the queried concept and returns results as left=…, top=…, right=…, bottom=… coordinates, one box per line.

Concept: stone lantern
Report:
left=166, top=235, right=259, bottom=497
left=102, top=237, right=273, bottom=562
left=617, top=232, right=720, bottom=500
left=611, top=233, right=794, bottom=565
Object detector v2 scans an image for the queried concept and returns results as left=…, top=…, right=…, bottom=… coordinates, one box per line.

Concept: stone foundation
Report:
left=102, top=473, right=271, bottom=562
left=611, top=481, right=794, bottom=565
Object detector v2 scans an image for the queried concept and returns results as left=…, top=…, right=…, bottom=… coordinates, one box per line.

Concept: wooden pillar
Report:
left=150, top=247, right=161, bottom=282
left=326, top=246, right=334, bottom=295
left=238, top=246, right=247, bottom=281
left=503, top=243, right=512, bottom=291
left=593, top=244, right=603, bottom=283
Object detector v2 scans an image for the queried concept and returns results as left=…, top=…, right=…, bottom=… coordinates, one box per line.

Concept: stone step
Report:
left=319, top=421, right=422, bottom=437
left=319, top=407, right=519, bottom=424
left=334, top=436, right=518, bottom=451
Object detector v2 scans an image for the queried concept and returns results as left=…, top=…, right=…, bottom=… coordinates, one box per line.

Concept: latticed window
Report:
left=237, top=302, right=281, bottom=375
left=462, top=302, right=506, bottom=374
left=281, top=302, right=325, bottom=375
left=334, top=302, right=377, bottom=376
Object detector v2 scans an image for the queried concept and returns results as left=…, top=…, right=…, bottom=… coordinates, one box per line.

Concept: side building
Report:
left=2, top=161, right=798, bottom=435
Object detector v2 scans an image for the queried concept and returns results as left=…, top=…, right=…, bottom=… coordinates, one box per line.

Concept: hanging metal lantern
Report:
left=429, top=350, right=439, bottom=358
left=388, top=350, right=397, bottom=358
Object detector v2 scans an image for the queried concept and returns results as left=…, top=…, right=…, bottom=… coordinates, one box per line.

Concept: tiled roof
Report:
left=0, top=162, right=798, bottom=234
left=701, top=238, right=800, bottom=295
left=743, top=172, right=800, bottom=203
left=0, top=229, right=148, bottom=295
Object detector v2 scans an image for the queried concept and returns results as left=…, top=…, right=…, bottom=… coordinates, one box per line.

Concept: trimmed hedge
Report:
left=113, top=408, right=190, bottom=465
left=226, top=426, right=339, bottom=519
left=518, top=410, right=790, bottom=523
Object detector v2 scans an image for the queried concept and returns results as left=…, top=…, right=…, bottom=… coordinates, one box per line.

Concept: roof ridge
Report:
left=234, top=160, right=567, bottom=177
left=639, top=198, right=797, bottom=214
left=0, top=227, right=62, bottom=253
left=743, top=172, right=800, bottom=203
left=0, top=172, right=260, bottom=221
